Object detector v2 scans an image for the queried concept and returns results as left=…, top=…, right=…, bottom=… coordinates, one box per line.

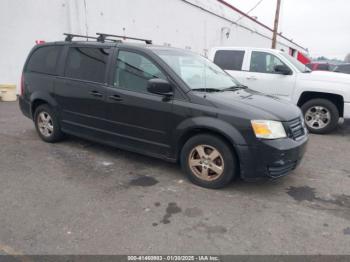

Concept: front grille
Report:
left=285, top=117, right=305, bottom=140
left=267, top=161, right=297, bottom=178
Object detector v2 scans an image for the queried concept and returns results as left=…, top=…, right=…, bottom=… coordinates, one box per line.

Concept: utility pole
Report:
left=271, top=0, right=281, bottom=49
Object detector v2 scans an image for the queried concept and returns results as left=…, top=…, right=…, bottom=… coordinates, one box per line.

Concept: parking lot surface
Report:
left=0, top=101, right=350, bottom=255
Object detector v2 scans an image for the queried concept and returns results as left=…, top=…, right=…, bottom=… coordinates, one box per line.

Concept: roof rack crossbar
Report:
left=96, top=33, right=153, bottom=44
left=64, top=33, right=99, bottom=42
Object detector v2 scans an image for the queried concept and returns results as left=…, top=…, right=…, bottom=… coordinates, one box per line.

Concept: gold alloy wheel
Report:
left=37, top=111, right=54, bottom=137
left=188, top=145, right=225, bottom=181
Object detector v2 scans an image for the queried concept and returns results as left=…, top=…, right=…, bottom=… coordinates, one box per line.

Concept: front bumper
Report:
left=236, top=134, right=308, bottom=181
left=344, top=102, right=350, bottom=119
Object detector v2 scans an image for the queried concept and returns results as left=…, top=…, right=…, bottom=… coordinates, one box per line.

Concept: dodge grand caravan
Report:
left=19, top=33, right=308, bottom=189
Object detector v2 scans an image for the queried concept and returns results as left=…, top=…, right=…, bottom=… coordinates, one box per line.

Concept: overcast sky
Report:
left=225, top=0, right=350, bottom=60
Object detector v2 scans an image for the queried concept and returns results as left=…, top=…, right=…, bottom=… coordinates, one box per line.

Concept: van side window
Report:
left=114, top=51, right=166, bottom=93
left=65, top=47, right=109, bottom=83
left=26, top=46, right=62, bottom=75
left=213, top=50, right=245, bottom=71
left=250, top=51, right=287, bottom=74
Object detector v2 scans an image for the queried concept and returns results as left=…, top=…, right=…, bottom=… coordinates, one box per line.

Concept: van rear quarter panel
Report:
left=25, top=73, right=57, bottom=114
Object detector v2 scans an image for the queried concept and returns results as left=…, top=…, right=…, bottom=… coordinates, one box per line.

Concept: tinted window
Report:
left=65, top=47, right=109, bottom=83
left=115, top=51, right=166, bottom=93
left=26, top=46, right=62, bottom=75
left=250, top=51, right=287, bottom=74
left=213, top=50, right=245, bottom=70
left=316, top=64, right=329, bottom=71
left=337, top=65, right=350, bottom=73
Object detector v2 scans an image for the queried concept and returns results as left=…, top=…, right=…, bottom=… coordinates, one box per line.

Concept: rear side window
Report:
left=26, top=46, right=62, bottom=75
left=213, top=50, right=245, bottom=71
left=65, top=47, right=110, bottom=83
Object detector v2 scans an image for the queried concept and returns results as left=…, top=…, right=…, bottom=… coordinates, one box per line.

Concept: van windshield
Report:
left=153, top=49, right=242, bottom=91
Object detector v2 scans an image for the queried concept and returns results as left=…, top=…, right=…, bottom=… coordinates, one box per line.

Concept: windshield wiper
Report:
left=191, top=88, right=222, bottom=92
left=221, top=85, right=247, bottom=91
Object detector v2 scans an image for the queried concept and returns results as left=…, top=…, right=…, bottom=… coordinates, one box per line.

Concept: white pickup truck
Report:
left=209, top=47, right=350, bottom=134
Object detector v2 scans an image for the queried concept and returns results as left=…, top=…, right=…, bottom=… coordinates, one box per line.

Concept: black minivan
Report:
left=19, top=33, right=308, bottom=189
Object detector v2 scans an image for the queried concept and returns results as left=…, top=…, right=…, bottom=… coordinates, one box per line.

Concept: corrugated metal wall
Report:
left=0, top=0, right=307, bottom=91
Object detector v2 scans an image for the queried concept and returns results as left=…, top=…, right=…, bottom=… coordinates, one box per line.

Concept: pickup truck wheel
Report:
left=180, top=134, right=237, bottom=189
left=34, top=104, right=64, bottom=143
left=301, top=99, right=339, bottom=134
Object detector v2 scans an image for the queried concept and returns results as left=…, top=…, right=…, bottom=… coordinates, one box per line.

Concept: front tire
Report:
left=34, top=104, right=63, bottom=143
left=180, top=134, right=237, bottom=189
left=301, top=98, right=339, bottom=134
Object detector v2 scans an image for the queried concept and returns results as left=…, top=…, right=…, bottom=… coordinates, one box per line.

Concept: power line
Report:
left=236, top=0, right=264, bottom=23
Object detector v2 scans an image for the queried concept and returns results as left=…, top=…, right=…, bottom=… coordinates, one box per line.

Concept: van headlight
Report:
left=251, top=120, right=287, bottom=139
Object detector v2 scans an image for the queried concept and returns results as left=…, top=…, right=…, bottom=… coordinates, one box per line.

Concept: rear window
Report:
left=26, top=46, right=62, bottom=75
left=65, top=47, right=110, bottom=83
left=213, top=50, right=245, bottom=71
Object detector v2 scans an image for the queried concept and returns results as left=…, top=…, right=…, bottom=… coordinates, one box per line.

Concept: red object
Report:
left=35, top=40, right=46, bottom=45
left=297, top=52, right=311, bottom=65
left=20, top=74, right=24, bottom=96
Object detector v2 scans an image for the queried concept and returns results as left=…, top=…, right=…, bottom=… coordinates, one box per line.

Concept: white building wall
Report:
left=0, top=0, right=307, bottom=92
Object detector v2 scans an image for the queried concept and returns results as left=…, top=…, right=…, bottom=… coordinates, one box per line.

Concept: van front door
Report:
left=104, top=49, right=173, bottom=157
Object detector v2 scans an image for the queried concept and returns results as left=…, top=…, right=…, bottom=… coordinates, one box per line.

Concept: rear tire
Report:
left=301, top=98, right=339, bottom=134
left=34, top=104, right=63, bottom=143
left=180, top=134, right=237, bottom=189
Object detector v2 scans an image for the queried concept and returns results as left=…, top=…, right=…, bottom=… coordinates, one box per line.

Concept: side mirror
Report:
left=147, top=79, right=173, bottom=96
left=274, top=65, right=292, bottom=75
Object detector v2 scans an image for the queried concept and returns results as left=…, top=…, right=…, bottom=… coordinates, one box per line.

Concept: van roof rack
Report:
left=96, top=33, right=153, bottom=44
left=64, top=33, right=100, bottom=42
left=63, top=33, right=152, bottom=44
left=63, top=33, right=119, bottom=43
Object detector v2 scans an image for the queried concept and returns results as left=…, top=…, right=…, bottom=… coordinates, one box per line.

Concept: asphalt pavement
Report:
left=0, top=101, right=350, bottom=255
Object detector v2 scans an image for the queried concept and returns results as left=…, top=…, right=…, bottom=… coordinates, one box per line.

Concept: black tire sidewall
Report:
left=180, top=134, right=237, bottom=189
left=34, top=104, right=62, bottom=143
left=301, top=98, right=339, bottom=134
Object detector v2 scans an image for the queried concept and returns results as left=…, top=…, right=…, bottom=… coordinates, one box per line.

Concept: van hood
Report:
left=196, top=88, right=301, bottom=121
left=298, top=71, right=350, bottom=85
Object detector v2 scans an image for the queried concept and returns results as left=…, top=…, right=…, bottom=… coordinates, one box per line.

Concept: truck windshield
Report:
left=153, top=49, right=242, bottom=91
left=280, top=52, right=311, bottom=73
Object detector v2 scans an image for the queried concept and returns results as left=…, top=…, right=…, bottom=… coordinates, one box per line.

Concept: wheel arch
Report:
left=30, top=92, right=58, bottom=118
left=297, top=91, right=344, bottom=117
left=174, top=117, right=246, bottom=164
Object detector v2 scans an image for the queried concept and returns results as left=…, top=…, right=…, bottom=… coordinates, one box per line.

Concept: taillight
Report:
left=35, top=40, right=46, bottom=45
left=20, top=74, right=24, bottom=96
